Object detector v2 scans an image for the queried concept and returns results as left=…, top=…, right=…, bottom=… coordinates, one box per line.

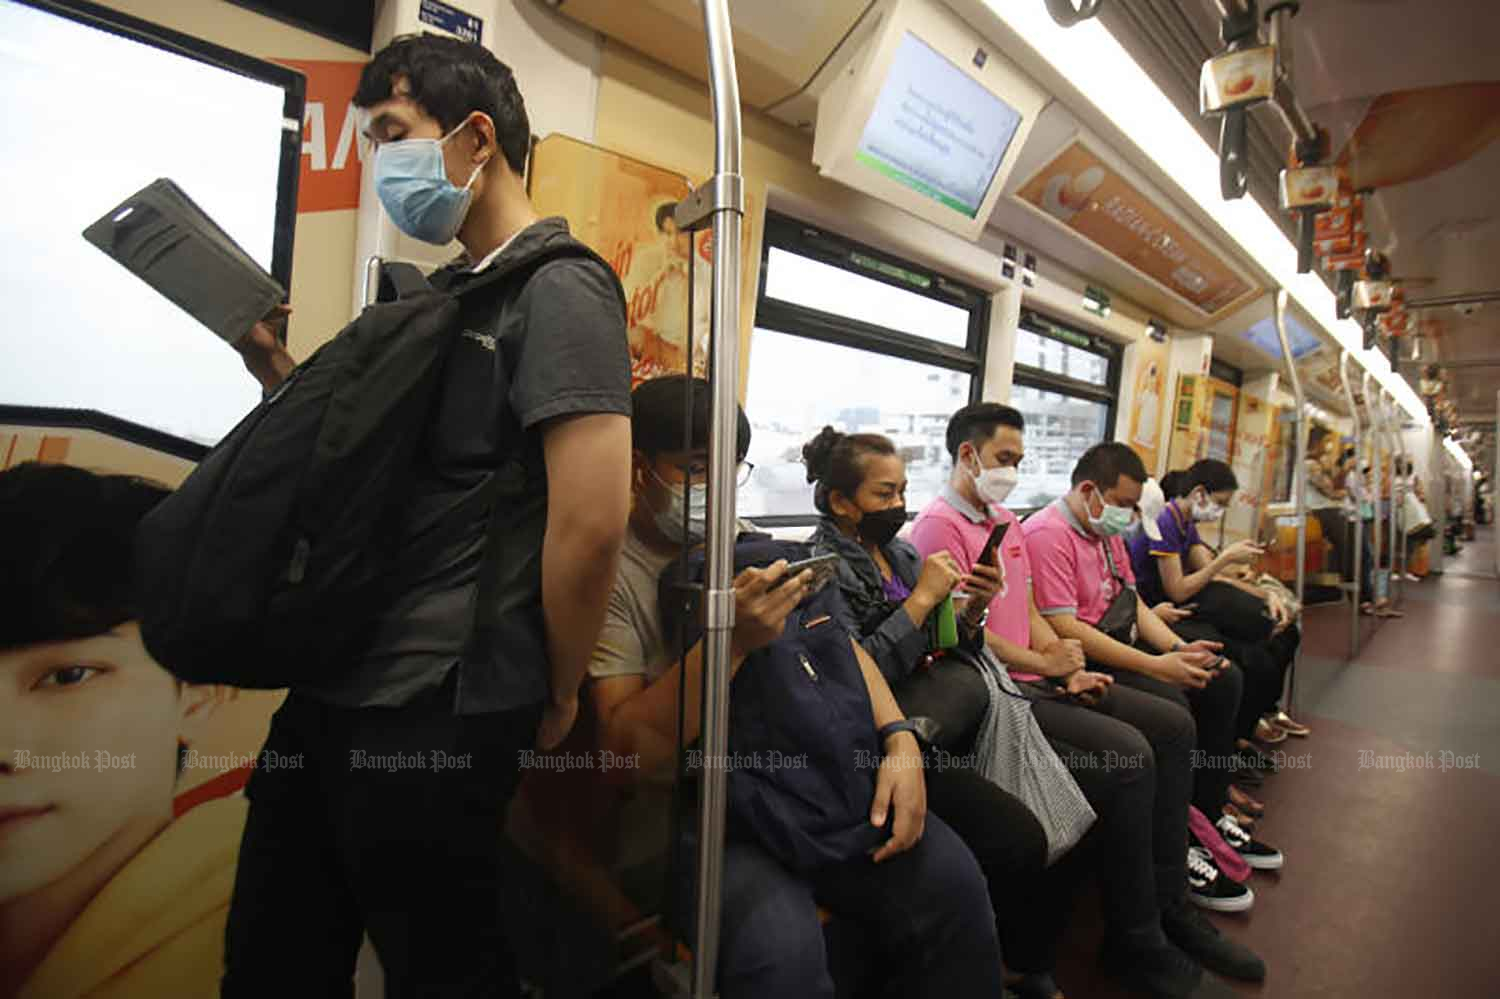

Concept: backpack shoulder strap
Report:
left=377, top=261, right=434, bottom=301
left=458, top=239, right=626, bottom=317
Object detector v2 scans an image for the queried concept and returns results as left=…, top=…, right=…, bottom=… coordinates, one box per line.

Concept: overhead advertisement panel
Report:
left=1012, top=136, right=1258, bottom=319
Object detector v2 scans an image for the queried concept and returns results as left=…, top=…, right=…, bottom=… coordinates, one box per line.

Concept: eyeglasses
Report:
left=673, top=460, right=756, bottom=488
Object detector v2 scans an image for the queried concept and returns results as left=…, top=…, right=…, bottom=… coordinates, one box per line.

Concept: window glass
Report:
left=739, top=327, right=972, bottom=518
left=763, top=247, right=971, bottom=348
left=1005, top=382, right=1112, bottom=509
left=1013, top=327, right=1110, bottom=386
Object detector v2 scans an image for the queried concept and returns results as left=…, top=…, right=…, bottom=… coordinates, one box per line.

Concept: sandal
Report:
left=1254, top=718, right=1288, bottom=745
left=1265, top=710, right=1311, bottom=737
left=1375, top=605, right=1406, bottom=618
left=1229, top=785, right=1265, bottom=816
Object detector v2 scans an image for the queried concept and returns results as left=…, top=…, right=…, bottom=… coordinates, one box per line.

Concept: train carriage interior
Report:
left=1, top=0, right=1496, bottom=997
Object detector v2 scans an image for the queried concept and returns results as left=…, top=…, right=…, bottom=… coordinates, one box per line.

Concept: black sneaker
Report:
left=1214, top=814, right=1285, bottom=870
left=1099, top=938, right=1203, bottom=998
left=1162, top=900, right=1267, bottom=983
left=1187, top=846, right=1254, bottom=912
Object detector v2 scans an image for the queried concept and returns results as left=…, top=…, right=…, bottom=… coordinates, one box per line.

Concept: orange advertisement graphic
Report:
left=529, top=135, right=752, bottom=387
left=1014, top=140, right=1257, bottom=317
left=277, top=59, right=366, bottom=214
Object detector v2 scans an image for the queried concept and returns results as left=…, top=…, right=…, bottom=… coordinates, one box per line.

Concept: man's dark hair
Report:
left=1185, top=459, right=1238, bottom=496
left=802, top=427, right=896, bottom=516
left=0, top=463, right=170, bottom=649
left=1071, top=442, right=1149, bottom=489
left=631, top=376, right=751, bottom=461
left=945, top=402, right=1025, bottom=461
left=354, top=33, right=531, bottom=176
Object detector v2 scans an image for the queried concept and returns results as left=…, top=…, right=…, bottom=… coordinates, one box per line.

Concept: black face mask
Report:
left=856, top=505, right=907, bottom=547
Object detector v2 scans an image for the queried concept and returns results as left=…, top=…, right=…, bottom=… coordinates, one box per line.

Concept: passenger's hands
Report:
left=1265, top=594, right=1292, bottom=632
left=1064, top=668, right=1113, bottom=703
left=913, top=551, right=963, bottom=606
left=1153, top=601, right=1195, bottom=625
left=1040, top=638, right=1085, bottom=675
left=1217, top=540, right=1264, bottom=568
left=1175, top=638, right=1223, bottom=657
left=1153, top=652, right=1216, bottom=689
left=959, top=561, right=1006, bottom=623
left=729, top=561, right=809, bottom=660
left=870, top=731, right=926, bottom=863
left=536, top=694, right=579, bottom=750
left=236, top=303, right=296, bottom=392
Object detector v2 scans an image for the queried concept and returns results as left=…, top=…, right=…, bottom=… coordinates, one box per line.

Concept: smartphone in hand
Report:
left=978, top=521, right=1010, bottom=566
left=769, top=553, right=841, bottom=595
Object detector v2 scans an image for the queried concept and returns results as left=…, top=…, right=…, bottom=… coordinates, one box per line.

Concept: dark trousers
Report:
left=686, top=814, right=1002, bottom=999
left=222, top=680, right=541, bottom=999
left=1092, top=642, right=1243, bottom=818
left=925, top=767, right=1049, bottom=974
left=1025, top=684, right=1195, bottom=949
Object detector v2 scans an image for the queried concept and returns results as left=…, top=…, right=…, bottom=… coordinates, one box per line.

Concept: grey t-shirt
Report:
left=301, top=218, right=631, bottom=715
left=589, top=526, right=679, bottom=683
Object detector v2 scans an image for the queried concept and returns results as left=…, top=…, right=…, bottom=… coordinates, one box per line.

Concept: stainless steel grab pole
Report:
left=1339, top=351, right=1363, bottom=659
left=691, top=1, right=743, bottom=995
left=1363, top=372, right=1383, bottom=605
left=1275, top=291, right=1306, bottom=711
left=1383, top=392, right=1403, bottom=606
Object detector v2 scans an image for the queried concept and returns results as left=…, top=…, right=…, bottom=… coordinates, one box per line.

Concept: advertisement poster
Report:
left=1127, top=338, right=1170, bottom=473
left=1013, top=138, right=1257, bottom=319
left=2, top=432, right=282, bottom=998
left=529, top=134, right=754, bottom=387
left=277, top=59, right=366, bottom=215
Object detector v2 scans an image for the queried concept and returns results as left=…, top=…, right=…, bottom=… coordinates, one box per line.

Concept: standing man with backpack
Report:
left=220, top=35, right=632, bottom=997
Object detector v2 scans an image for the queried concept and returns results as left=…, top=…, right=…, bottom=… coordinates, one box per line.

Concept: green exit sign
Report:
left=1083, top=285, right=1112, bottom=319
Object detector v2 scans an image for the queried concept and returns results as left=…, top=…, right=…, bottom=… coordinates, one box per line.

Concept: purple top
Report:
left=881, top=571, right=912, bottom=603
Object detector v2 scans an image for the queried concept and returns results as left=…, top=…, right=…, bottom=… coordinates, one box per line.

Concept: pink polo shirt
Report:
left=909, top=487, right=1039, bottom=680
left=1021, top=499, right=1136, bottom=628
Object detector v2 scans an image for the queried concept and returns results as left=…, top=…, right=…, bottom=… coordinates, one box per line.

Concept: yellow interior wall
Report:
left=594, top=42, right=879, bottom=397
left=99, top=0, right=366, bottom=363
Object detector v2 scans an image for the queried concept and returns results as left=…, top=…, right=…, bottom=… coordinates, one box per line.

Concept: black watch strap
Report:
left=879, top=716, right=941, bottom=749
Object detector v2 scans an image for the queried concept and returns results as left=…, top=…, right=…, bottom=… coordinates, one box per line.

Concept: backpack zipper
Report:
left=798, top=653, right=818, bottom=682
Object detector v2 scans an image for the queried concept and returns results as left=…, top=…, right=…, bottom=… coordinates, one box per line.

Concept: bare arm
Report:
left=1047, top=609, right=1160, bottom=676
left=538, top=414, right=632, bottom=746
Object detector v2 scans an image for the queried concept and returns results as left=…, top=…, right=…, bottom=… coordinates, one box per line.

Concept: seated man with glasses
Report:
left=585, top=375, right=1003, bottom=999
left=1020, top=444, right=1245, bottom=839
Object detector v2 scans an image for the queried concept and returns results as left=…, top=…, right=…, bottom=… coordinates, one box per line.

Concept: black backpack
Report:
left=134, top=242, right=618, bottom=688
left=660, top=534, right=885, bottom=873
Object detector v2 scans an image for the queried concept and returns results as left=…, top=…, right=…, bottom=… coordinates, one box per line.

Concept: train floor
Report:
left=1053, top=525, right=1500, bottom=998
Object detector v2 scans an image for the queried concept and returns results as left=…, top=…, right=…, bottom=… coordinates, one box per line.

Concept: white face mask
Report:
left=968, top=453, right=1019, bottom=506
left=1190, top=491, right=1224, bottom=522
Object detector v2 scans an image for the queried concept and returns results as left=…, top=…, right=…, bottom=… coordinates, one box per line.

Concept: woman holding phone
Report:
left=1131, top=462, right=1306, bottom=821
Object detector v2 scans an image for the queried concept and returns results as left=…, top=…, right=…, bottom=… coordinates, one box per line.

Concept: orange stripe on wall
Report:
left=37, top=436, right=70, bottom=464
left=2, top=434, right=15, bottom=470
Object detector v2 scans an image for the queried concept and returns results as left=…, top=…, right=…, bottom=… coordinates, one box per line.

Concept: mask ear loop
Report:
left=440, top=117, right=491, bottom=191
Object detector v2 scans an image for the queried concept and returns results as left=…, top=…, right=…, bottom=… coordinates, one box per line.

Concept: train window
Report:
left=741, top=213, right=990, bottom=523
left=1007, top=310, right=1121, bottom=510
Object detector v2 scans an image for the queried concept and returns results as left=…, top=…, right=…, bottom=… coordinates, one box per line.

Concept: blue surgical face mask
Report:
left=649, top=467, right=707, bottom=545
left=373, top=121, right=484, bottom=245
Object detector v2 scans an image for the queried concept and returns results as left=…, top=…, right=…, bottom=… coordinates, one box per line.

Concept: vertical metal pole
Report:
left=1364, top=372, right=1384, bottom=605
left=1338, top=351, right=1363, bottom=659
left=1275, top=291, right=1306, bottom=711
left=1383, top=392, right=1403, bottom=605
left=692, top=2, right=743, bottom=996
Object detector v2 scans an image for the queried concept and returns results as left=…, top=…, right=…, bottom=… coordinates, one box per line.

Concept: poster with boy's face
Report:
left=1, top=429, right=282, bottom=998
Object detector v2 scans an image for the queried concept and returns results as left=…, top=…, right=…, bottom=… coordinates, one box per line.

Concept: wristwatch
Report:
left=879, top=717, right=940, bottom=749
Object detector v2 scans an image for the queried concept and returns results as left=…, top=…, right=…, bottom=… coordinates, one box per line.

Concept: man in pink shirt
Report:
left=912, top=406, right=1265, bottom=992
left=1021, top=443, right=1244, bottom=829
